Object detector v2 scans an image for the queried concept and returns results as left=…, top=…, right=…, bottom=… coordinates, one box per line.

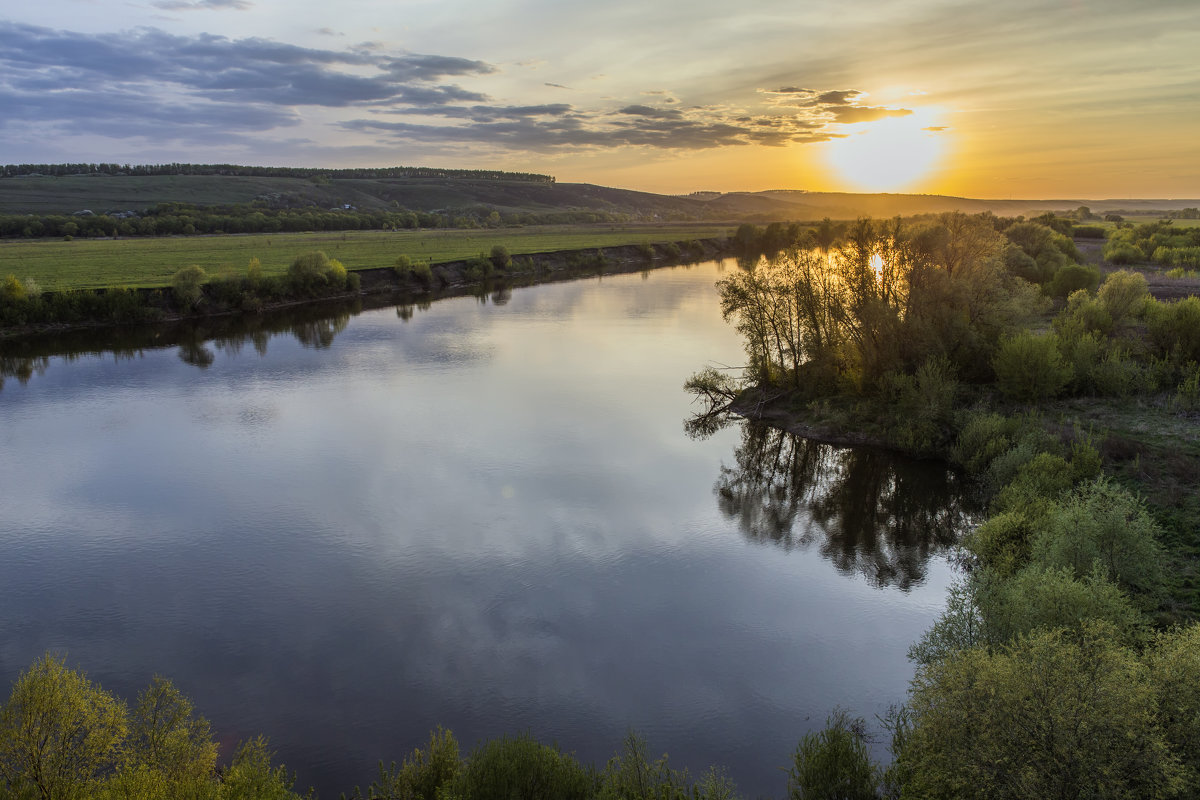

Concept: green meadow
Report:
left=0, top=223, right=733, bottom=291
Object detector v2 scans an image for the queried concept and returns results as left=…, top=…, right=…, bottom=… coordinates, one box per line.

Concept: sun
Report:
left=824, top=111, right=948, bottom=192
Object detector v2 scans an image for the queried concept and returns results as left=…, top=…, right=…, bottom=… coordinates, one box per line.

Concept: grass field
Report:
left=0, top=223, right=733, bottom=291
left=1112, top=215, right=1200, bottom=228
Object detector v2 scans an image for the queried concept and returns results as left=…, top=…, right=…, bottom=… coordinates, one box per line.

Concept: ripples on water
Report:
left=0, top=262, right=970, bottom=798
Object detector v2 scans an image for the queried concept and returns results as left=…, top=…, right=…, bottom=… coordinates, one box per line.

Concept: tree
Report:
left=0, top=654, right=128, bottom=800
left=110, top=677, right=218, bottom=799
left=1148, top=624, right=1200, bottom=789
left=788, top=709, right=878, bottom=800
left=219, top=738, right=306, bottom=800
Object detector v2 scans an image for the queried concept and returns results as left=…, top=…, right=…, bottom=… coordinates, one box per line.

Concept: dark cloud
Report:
left=816, top=90, right=860, bottom=105
left=0, top=21, right=916, bottom=157
left=616, top=105, right=684, bottom=120
left=0, top=21, right=499, bottom=146
left=0, top=22, right=493, bottom=108
left=544, top=82, right=571, bottom=90
left=829, top=105, right=913, bottom=124
left=343, top=103, right=835, bottom=152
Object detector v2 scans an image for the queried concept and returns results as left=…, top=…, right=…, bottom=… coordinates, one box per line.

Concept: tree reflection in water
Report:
left=0, top=302, right=362, bottom=390
left=716, top=422, right=975, bottom=590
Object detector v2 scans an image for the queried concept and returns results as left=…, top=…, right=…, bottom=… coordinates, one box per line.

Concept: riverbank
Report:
left=0, top=236, right=732, bottom=343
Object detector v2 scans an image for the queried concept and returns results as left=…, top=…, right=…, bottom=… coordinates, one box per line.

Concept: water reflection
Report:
left=0, top=300, right=366, bottom=388
left=716, top=422, right=974, bottom=590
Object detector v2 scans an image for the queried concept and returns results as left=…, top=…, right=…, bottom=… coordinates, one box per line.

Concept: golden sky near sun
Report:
left=2, top=0, right=1198, bottom=198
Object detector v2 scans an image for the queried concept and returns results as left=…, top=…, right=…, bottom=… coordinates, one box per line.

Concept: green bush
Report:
left=1103, top=240, right=1145, bottom=265
left=287, top=251, right=347, bottom=293
left=1148, top=624, right=1200, bottom=785
left=1097, top=269, right=1150, bottom=324
left=171, top=264, right=208, bottom=308
left=1, top=274, right=27, bottom=302
left=444, top=734, right=595, bottom=800
left=980, top=565, right=1147, bottom=646
left=950, top=412, right=1021, bottom=475
left=787, top=709, right=878, bottom=800
left=963, top=511, right=1035, bottom=578
left=489, top=245, right=512, bottom=271
left=363, top=727, right=461, bottom=800
left=1047, top=262, right=1100, bottom=298
left=900, top=623, right=1184, bottom=800
left=1148, top=296, right=1200, bottom=364
left=1032, top=477, right=1164, bottom=594
left=596, top=733, right=693, bottom=800
left=881, top=356, right=958, bottom=454
left=991, top=332, right=1072, bottom=403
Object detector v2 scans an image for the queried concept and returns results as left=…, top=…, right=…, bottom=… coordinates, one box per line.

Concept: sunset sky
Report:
left=2, top=0, right=1197, bottom=198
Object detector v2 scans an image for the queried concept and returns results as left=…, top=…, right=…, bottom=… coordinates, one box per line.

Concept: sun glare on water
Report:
left=825, top=111, right=948, bottom=192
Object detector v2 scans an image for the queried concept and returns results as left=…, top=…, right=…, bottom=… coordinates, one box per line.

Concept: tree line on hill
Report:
left=0, top=163, right=554, bottom=183
left=0, top=203, right=635, bottom=240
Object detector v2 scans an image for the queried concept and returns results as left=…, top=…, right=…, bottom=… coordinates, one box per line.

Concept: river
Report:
left=0, top=260, right=971, bottom=798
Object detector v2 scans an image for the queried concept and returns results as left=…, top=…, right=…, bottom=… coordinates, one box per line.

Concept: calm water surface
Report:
left=0, top=262, right=971, bottom=798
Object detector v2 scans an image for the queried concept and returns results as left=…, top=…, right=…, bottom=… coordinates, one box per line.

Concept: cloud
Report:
left=0, top=21, right=916, bottom=157
left=0, top=21, right=501, bottom=145
left=923, top=126, right=948, bottom=132
left=544, top=82, right=571, bottom=90
left=816, top=90, right=861, bottom=106
left=343, top=101, right=838, bottom=153
left=828, top=105, right=913, bottom=124
left=152, top=0, right=251, bottom=9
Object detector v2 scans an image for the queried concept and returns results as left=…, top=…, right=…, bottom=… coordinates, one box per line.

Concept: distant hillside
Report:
left=0, top=164, right=1196, bottom=221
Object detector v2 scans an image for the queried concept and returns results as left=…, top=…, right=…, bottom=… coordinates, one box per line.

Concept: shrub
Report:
left=1148, top=624, right=1200, bottom=783
left=992, top=332, right=1072, bottom=403
left=980, top=565, right=1148, bottom=646
left=171, top=264, right=207, bottom=308
left=596, top=733, right=693, bottom=800
left=881, top=356, right=958, bottom=454
left=463, top=254, right=493, bottom=282
left=1032, top=477, right=1164, bottom=594
left=950, top=412, right=1020, bottom=475
left=1103, top=239, right=1145, bottom=265
left=1047, top=262, right=1100, bottom=297
left=363, top=727, right=461, bottom=800
left=489, top=245, right=512, bottom=271
left=287, top=251, right=346, bottom=293
left=900, top=623, right=1184, bottom=800
left=445, top=734, right=595, bottom=800
left=1148, top=296, right=1200, bottom=363
left=1097, top=269, right=1149, bottom=324
left=1054, top=290, right=1113, bottom=339
left=220, top=737, right=306, bottom=800
left=963, top=511, right=1035, bottom=578
left=787, top=709, right=878, bottom=800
